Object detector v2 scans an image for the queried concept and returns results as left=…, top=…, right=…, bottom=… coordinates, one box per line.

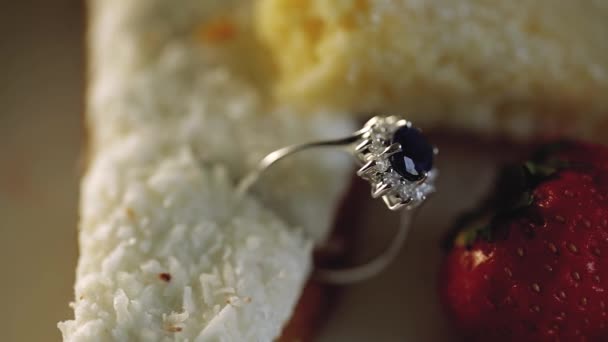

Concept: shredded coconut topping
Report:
left=58, top=0, right=354, bottom=341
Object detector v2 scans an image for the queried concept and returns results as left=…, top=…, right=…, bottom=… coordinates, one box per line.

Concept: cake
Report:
left=256, top=0, right=608, bottom=141
left=58, top=0, right=353, bottom=340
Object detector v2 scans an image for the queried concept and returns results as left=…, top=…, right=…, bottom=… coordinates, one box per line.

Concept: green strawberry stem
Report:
left=449, top=144, right=571, bottom=248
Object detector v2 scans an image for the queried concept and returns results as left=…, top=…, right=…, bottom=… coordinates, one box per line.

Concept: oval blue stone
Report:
left=389, top=125, right=434, bottom=181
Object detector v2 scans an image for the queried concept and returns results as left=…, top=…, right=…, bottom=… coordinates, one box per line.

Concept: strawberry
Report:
left=440, top=141, right=608, bottom=341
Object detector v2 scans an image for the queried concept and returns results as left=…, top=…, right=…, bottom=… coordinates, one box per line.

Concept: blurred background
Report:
left=0, top=1, right=83, bottom=340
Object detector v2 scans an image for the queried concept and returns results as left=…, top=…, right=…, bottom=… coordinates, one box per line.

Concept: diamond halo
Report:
left=354, top=116, right=437, bottom=210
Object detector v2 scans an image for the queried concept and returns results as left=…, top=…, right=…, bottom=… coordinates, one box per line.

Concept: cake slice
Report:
left=256, top=0, right=608, bottom=141
left=58, top=0, right=353, bottom=340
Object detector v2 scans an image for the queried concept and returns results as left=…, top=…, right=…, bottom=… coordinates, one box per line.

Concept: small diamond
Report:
left=383, top=171, right=402, bottom=187
left=371, top=122, right=393, bottom=141
left=412, top=190, right=425, bottom=202
left=426, top=169, right=438, bottom=182
left=400, top=186, right=424, bottom=202
left=372, top=123, right=389, bottom=135
left=364, top=171, right=383, bottom=183
left=418, top=183, right=434, bottom=196
left=369, top=139, right=386, bottom=154
left=375, top=159, right=389, bottom=172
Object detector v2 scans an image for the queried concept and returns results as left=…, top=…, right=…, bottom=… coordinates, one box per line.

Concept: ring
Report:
left=236, top=115, right=438, bottom=284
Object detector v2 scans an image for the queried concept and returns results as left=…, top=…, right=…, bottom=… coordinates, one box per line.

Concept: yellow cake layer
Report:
left=256, top=0, right=608, bottom=140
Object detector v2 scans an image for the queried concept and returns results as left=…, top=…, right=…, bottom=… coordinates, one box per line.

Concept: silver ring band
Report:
left=236, top=116, right=437, bottom=284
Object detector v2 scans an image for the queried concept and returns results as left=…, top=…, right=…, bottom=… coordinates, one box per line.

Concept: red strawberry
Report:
left=440, top=141, right=608, bottom=341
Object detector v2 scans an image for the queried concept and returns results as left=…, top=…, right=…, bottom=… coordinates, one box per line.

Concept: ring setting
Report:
left=354, top=116, right=437, bottom=210
left=236, top=115, right=438, bottom=283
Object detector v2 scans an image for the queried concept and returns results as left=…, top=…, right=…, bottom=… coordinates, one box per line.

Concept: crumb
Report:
left=166, top=325, right=183, bottom=333
left=125, top=207, right=136, bottom=220
left=197, top=17, right=237, bottom=43
left=159, top=273, right=172, bottom=282
left=226, top=296, right=251, bottom=307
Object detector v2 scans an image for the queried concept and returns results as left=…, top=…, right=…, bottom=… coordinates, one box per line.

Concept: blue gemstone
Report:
left=389, top=125, right=434, bottom=181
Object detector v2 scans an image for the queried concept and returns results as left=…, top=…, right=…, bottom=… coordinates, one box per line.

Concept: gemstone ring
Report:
left=236, top=115, right=438, bottom=284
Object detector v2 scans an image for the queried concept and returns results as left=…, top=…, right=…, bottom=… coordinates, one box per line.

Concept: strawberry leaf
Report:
left=445, top=142, right=571, bottom=249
